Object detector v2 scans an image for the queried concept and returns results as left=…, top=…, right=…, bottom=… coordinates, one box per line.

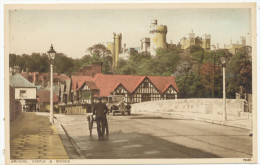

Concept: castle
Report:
left=180, top=30, right=211, bottom=51
left=105, top=19, right=213, bottom=67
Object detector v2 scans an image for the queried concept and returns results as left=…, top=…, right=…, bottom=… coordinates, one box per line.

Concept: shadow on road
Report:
left=73, top=132, right=219, bottom=159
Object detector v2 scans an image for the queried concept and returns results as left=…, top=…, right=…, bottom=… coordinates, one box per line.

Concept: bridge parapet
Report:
left=131, top=99, right=245, bottom=117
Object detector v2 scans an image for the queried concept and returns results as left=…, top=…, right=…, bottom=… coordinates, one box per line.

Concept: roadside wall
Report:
left=131, top=99, right=245, bottom=116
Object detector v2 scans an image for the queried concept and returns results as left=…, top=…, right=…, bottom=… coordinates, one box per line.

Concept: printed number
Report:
left=243, top=158, right=251, bottom=162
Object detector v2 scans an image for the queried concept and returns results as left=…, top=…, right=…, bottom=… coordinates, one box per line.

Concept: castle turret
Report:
left=113, top=33, right=122, bottom=67
left=149, top=19, right=167, bottom=56
left=189, top=30, right=195, bottom=47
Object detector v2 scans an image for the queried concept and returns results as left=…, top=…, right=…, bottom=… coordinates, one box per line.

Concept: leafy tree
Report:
left=226, top=47, right=252, bottom=97
left=86, top=44, right=111, bottom=58
left=176, top=71, right=204, bottom=98
left=53, top=53, right=74, bottom=75
left=9, top=54, right=17, bottom=68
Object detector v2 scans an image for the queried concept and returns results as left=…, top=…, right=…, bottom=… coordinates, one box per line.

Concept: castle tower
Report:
left=140, top=37, right=150, bottom=52
left=149, top=19, right=167, bottom=56
left=188, top=30, right=195, bottom=47
left=202, top=34, right=211, bottom=51
left=113, top=33, right=122, bottom=68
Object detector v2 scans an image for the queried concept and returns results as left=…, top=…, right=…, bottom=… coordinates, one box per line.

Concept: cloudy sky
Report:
left=9, top=8, right=251, bottom=59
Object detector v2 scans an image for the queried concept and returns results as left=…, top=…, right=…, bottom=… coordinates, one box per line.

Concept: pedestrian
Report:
left=93, top=98, right=108, bottom=139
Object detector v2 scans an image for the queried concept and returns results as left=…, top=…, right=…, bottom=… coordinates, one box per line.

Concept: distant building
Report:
left=140, top=37, right=150, bottom=53
left=149, top=19, right=168, bottom=56
left=20, top=72, right=70, bottom=88
left=180, top=30, right=211, bottom=51
left=10, top=74, right=37, bottom=112
left=139, top=19, right=168, bottom=56
left=66, top=73, right=179, bottom=105
left=224, top=36, right=247, bottom=54
left=37, top=89, right=59, bottom=112
left=106, top=33, right=122, bottom=68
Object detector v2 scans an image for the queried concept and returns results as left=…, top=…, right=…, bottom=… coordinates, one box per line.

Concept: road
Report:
left=55, top=113, right=252, bottom=159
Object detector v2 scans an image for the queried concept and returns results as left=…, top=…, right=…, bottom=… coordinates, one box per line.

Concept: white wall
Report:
left=131, top=99, right=245, bottom=116
left=15, top=88, right=36, bottom=100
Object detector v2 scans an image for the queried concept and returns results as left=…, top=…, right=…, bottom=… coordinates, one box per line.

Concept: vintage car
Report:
left=106, top=95, right=131, bottom=116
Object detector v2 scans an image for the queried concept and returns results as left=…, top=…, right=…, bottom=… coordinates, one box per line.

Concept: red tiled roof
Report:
left=21, top=72, right=70, bottom=82
left=148, top=76, right=179, bottom=93
left=37, top=90, right=59, bottom=103
left=71, top=76, right=94, bottom=91
left=71, top=73, right=179, bottom=97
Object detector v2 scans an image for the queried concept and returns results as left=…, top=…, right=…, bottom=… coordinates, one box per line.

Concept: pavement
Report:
left=55, top=113, right=252, bottom=159
left=10, top=112, right=68, bottom=159
left=133, top=111, right=253, bottom=130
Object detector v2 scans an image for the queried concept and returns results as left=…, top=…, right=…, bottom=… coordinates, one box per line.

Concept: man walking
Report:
left=93, top=98, right=108, bottom=139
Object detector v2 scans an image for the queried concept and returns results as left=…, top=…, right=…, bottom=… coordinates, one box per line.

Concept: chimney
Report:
left=91, top=62, right=103, bottom=74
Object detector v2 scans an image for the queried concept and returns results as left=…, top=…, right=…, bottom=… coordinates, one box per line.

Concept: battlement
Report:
left=204, top=34, right=211, bottom=40
left=150, top=25, right=168, bottom=33
left=141, top=37, right=150, bottom=43
left=113, top=33, right=122, bottom=39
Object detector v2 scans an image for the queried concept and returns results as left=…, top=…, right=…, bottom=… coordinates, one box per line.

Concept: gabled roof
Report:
left=71, top=76, right=93, bottom=91
left=71, top=73, right=178, bottom=97
left=37, top=90, right=59, bottom=103
left=10, top=74, right=36, bottom=88
left=93, top=74, right=146, bottom=97
left=148, top=76, right=179, bottom=93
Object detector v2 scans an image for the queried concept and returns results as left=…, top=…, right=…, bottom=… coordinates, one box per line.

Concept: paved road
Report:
left=55, top=113, right=252, bottom=159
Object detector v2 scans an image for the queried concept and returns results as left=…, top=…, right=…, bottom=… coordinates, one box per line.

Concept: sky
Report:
left=9, top=9, right=251, bottom=59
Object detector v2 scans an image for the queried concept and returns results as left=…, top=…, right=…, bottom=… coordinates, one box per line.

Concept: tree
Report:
left=176, top=71, right=204, bottom=98
left=86, top=44, right=111, bottom=58
left=226, top=47, right=252, bottom=97
left=53, top=53, right=74, bottom=75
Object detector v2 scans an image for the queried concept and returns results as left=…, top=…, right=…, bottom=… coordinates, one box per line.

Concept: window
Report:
left=20, top=90, right=26, bottom=98
left=143, top=82, right=149, bottom=88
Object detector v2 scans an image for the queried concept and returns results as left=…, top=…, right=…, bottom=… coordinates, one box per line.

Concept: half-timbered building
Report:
left=67, top=73, right=178, bottom=104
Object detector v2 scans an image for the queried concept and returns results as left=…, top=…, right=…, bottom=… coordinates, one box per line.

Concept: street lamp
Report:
left=47, top=44, right=56, bottom=124
left=221, top=57, right=227, bottom=121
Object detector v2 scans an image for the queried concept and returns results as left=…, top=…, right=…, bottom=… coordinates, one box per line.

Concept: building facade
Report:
left=65, top=73, right=178, bottom=105
left=10, top=74, right=37, bottom=112
left=180, top=31, right=211, bottom=51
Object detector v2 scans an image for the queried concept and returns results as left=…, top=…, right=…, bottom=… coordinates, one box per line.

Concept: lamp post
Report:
left=47, top=44, right=56, bottom=124
left=221, top=57, right=227, bottom=121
